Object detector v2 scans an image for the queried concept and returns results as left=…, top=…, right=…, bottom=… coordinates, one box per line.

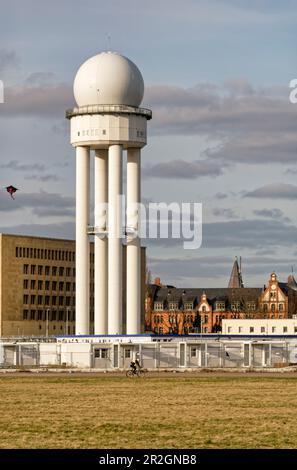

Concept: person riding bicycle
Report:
left=135, top=358, right=141, bottom=370
left=130, top=361, right=137, bottom=374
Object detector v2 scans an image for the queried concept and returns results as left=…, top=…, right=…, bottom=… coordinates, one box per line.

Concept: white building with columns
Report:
left=66, top=51, right=151, bottom=336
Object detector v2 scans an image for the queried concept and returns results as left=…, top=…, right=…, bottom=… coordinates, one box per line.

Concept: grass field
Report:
left=0, top=372, right=297, bottom=449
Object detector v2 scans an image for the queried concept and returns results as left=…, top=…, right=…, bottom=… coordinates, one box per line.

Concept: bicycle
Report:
left=126, top=367, right=148, bottom=378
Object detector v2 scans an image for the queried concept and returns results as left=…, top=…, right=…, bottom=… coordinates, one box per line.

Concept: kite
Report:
left=5, top=185, right=18, bottom=199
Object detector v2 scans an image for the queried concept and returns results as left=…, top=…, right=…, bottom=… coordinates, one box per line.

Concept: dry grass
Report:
left=0, top=373, right=297, bottom=449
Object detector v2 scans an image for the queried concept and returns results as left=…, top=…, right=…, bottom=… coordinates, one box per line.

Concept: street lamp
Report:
left=65, top=307, right=71, bottom=336
left=46, top=308, right=50, bottom=337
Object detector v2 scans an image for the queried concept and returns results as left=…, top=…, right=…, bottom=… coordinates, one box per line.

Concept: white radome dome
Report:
left=73, top=52, right=144, bottom=107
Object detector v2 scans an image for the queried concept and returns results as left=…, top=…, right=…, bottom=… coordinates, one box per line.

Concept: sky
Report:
left=1, top=0, right=297, bottom=287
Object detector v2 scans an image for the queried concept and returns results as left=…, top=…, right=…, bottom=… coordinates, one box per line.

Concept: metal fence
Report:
left=1, top=339, right=296, bottom=370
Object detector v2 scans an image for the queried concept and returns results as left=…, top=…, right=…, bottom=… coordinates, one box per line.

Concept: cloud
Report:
left=0, top=49, right=18, bottom=74
left=2, top=81, right=73, bottom=119
left=24, top=174, right=60, bottom=182
left=24, top=72, right=57, bottom=87
left=146, top=218, right=297, bottom=250
left=0, top=222, right=75, bottom=239
left=204, top=134, right=297, bottom=164
left=214, top=192, right=228, bottom=199
left=284, top=167, right=297, bottom=175
left=0, top=160, right=45, bottom=172
left=143, top=158, right=226, bottom=179
left=0, top=190, right=74, bottom=215
left=202, top=219, right=297, bottom=249
left=33, top=207, right=75, bottom=218
left=253, top=208, right=291, bottom=223
left=244, top=183, right=297, bottom=199
left=212, top=208, right=239, bottom=219
left=143, top=82, right=296, bottom=166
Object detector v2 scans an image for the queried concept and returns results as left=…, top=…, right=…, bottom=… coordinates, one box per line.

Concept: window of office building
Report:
left=45, top=281, right=50, bottom=290
left=58, top=311, right=64, bottom=321
left=30, top=295, right=36, bottom=304
left=23, top=264, right=29, bottom=274
left=59, top=296, right=64, bottom=306
left=38, top=280, right=43, bottom=290
left=37, top=295, right=43, bottom=305
left=38, top=265, right=43, bottom=275
left=31, top=280, right=36, bottom=289
left=59, top=282, right=64, bottom=291
left=66, top=267, right=71, bottom=277
left=45, top=266, right=50, bottom=276
left=31, top=265, right=36, bottom=275
left=52, top=266, right=57, bottom=276
left=23, top=279, right=28, bottom=289
left=23, top=309, right=28, bottom=320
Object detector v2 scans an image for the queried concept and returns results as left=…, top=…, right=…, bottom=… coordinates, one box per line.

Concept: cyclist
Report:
left=135, top=358, right=141, bottom=370
left=130, top=361, right=137, bottom=374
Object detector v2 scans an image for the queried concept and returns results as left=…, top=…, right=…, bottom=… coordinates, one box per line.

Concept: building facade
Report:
left=146, top=272, right=297, bottom=335
left=0, top=234, right=146, bottom=337
left=222, top=318, right=297, bottom=335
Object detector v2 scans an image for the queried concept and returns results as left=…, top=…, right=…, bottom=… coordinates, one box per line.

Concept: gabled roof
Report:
left=153, top=286, right=262, bottom=305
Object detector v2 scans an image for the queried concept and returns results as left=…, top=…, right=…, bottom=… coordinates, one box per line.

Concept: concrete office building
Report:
left=0, top=233, right=146, bottom=337
left=66, top=51, right=151, bottom=336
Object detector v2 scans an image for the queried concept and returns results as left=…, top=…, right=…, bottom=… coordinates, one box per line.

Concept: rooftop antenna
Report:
left=106, top=34, right=112, bottom=52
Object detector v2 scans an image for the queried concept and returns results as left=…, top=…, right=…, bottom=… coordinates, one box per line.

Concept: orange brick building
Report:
left=145, top=261, right=297, bottom=334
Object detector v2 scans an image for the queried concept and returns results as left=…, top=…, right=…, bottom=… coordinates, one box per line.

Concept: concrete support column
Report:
left=75, top=146, right=90, bottom=335
left=108, top=144, right=123, bottom=334
left=94, top=149, right=108, bottom=335
left=126, top=148, right=141, bottom=334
